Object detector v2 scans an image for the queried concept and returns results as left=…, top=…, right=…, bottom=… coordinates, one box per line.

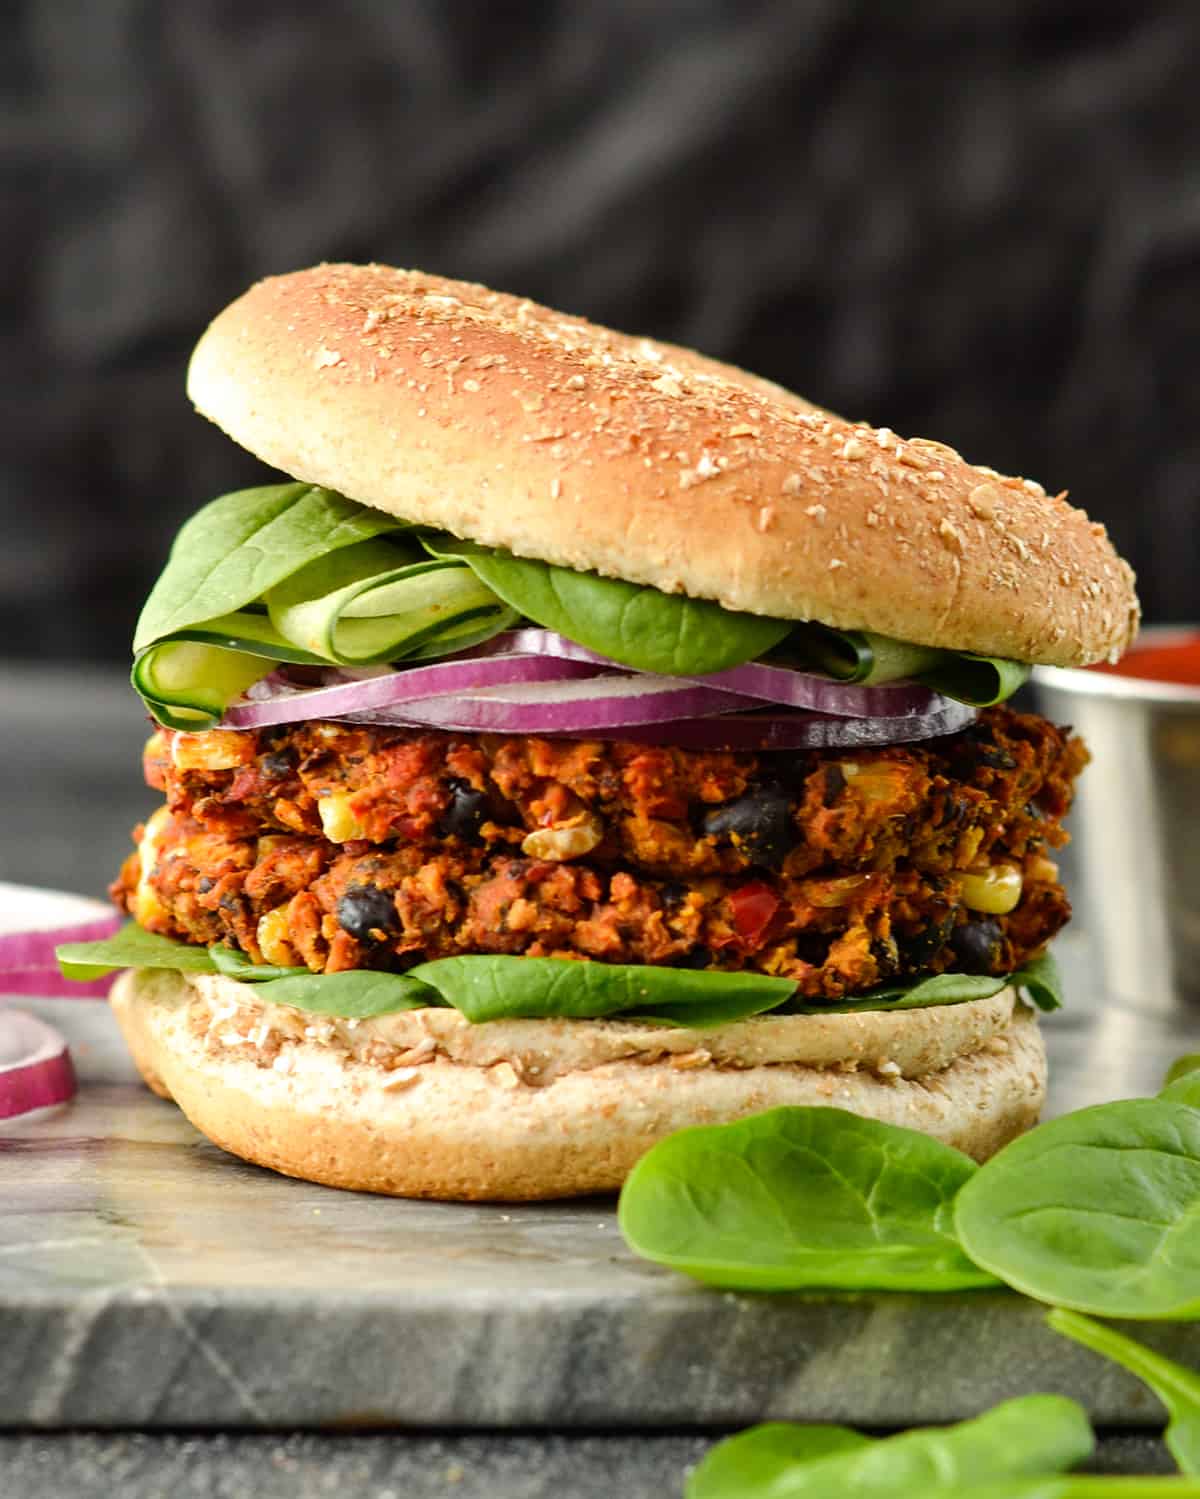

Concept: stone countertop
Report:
left=2, top=663, right=1198, bottom=1485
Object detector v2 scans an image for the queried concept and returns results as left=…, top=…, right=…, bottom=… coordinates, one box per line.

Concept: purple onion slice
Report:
left=0, top=1010, right=77, bottom=1120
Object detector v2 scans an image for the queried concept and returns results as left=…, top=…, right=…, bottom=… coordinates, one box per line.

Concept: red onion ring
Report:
left=345, top=674, right=755, bottom=733
left=492, top=629, right=947, bottom=718
left=222, top=652, right=606, bottom=729
left=0, top=1009, right=77, bottom=1121
left=594, top=701, right=979, bottom=750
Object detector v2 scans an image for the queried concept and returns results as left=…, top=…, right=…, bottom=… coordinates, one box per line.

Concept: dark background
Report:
left=4, top=0, right=1199, bottom=662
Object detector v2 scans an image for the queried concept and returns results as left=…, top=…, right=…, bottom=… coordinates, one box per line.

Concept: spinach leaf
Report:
left=955, top=1098, right=1200, bottom=1318
left=1014, top=952, right=1065, bottom=1013
left=788, top=954, right=1061, bottom=1016
left=423, top=534, right=792, bottom=675
left=406, top=955, right=796, bottom=1027
left=686, top=1395, right=1092, bottom=1498
left=1048, top=1309, right=1200, bottom=1475
left=1162, top=1057, right=1200, bottom=1109
left=57, top=924, right=219, bottom=980
left=134, top=485, right=407, bottom=652
left=685, top=1424, right=873, bottom=1499
left=244, top=969, right=438, bottom=1019
left=618, top=1106, right=1000, bottom=1292
left=791, top=971, right=1009, bottom=1015
left=914, top=1483, right=1200, bottom=1498
left=1166, top=1057, right=1200, bottom=1088
left=208, top=947, right=309, bottom=983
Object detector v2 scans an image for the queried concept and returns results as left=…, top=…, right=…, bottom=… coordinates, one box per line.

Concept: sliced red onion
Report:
left=598, top=701, right=978, bottom=751
left=346, top=674, right=756, bottom=733
left=0, top=1009, right=77, bottom=1120
left=0, top=912, right=120, bottom=971
left=0, top=967, right=114, bottom=1000
left=480, top=629, right=948, bottom=717
left=223, top=653, right=606, bottom=729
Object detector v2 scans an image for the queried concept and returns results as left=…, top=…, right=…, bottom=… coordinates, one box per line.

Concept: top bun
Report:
left=188, top=264, right=1138, bottom=666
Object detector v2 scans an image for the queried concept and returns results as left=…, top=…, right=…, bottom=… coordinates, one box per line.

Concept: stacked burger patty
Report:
left=116, top=705, right=1085, bottom=1002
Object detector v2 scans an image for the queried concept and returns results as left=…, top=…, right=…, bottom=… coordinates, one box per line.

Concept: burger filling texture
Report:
left=112, top=705, right=1083, bottom=1004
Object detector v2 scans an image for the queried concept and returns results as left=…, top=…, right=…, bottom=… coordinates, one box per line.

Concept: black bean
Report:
left=899, top=912, right=955, bottom=967
left=196, top=876, right=214, bottom=894
left=336, top=883, right=399, bottom=942
left=702, top=784, right=794, bottom=865
left=949, top=917, right=1004, bottom=974
left=660, top=882, right=690, bottom=909
left=439, top=779, right=490, bottom=842
left=260, top=749, right=296, bottom=780
left=821, top=763, right=846, bottom=807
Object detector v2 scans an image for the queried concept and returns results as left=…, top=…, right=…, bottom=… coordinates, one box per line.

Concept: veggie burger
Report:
left=61, top=264, right=1139, bottom=1199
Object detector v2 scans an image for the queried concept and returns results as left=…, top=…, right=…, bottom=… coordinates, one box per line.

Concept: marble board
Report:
left=3, top=955, right=1200, bottom=1432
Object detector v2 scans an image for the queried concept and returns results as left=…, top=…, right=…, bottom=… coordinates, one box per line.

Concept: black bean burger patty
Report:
left=142, top=707, right=1086, bottom=884
left=114, top=719, right=1078, bottom=1001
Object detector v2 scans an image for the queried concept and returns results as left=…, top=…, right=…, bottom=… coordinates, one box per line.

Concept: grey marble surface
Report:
left=2, top=663, right=1199, bottom=1481
left=0, top=1430, right=1177, bottom=1499
left=2, top=972, right=1200, bottom=1433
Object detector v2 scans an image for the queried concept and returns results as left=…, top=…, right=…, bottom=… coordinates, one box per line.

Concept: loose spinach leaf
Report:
left=244, top=969, right=438, bottom=1019
left=1162, top=1057, right=1200, bottom=1109
left=618, top=1106, right=1000, bottom=1292
left=916, top=1482, right=1200, bottom=1498
left=56, top=924, right=219, bottom=980
left=423, top=533, right=793, bottom=675
left=134, top=485, right=408, bottom=653
left=405, top=955, right=797, bottom=1027
left=687, top=1395, right=1092, bottom=1498
left=685, top=1424, right=873, bottom=1499
left=1048, top=1309, right=1200, bottom=1475
left=955, top=1098, right=1200, bottom=1318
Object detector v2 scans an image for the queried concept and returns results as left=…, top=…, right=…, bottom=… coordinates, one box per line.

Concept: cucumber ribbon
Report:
left=132, top=485, right=517, bottom=729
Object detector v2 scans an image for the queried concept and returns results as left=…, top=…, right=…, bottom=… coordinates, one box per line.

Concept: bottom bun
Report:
left=110, top=968, right=1047, bottom=1201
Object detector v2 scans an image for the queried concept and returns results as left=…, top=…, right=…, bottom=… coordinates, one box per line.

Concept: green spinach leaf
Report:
left=955, top=1098, right=1200, bottom=1318
left=618, top=1106, right=1000, bottom=1292
left=789, top=953, right=1061, bottom=1016
left=406, top=955, right=796, bottom=1026
left=134, top=485, right=407, bottom=652
left=423, top=533, right=792, bottom=675
left=208, top=947, right=309, bottom=982
left=245, top=969, right=438, bottom=1018
left=56, top=924, right=219, bottom=980
left=1013, top=952, right=1065, bottom=1013
left=1048, top=1309, right=1200, bottom=1475
left=685, top=1424, right=873, bottom=1499
left=686, top=1395, right=1092, bottom=1498
left=1162, top=1057, right=1200, bottom=1109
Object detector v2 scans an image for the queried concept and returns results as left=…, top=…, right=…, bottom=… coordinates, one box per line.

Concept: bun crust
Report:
left=188, top=263, right=1137, bottom=666
left=111, top=969, right=1046, bottom=1200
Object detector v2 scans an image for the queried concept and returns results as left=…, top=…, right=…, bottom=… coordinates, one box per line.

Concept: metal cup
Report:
left=1031, top=627, right=1200, bottom=1015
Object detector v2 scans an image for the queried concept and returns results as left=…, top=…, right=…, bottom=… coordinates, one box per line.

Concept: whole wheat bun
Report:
left=188, top=263, right=1138, bottom=666
left=111, top=969, right=1046, bottom=1201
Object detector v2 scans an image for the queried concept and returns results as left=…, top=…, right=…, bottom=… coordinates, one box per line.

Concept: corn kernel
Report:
left=521, top=814, right=603, bottom=862
left=961, top=864, right=1023, bottom=915
left=256, top=906, right=298, bottom=966
left=171, top=730, right=254, bottom=772
left=318, top=792, right=366, bottom=843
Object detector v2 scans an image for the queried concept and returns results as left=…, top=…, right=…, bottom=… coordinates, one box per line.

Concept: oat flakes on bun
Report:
left=59, top=264, right=1139, bottom=1200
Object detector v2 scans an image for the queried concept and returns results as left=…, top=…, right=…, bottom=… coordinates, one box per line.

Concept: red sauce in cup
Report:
left=1092, top=633, right=1200, bottom=686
